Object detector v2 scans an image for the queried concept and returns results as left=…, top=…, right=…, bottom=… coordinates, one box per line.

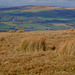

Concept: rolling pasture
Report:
left=0, top=6, right=75, bottom=31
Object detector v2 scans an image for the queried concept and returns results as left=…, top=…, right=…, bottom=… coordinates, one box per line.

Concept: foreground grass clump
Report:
left=8, top=30, right=15, bottom=33
left=20, top=36, right=47, bottom=52
left=66, top=28, right=74, bottom=31
left=16, top=30, right=25, bottom=33
left=59, top=39, right=75, bottom=55
left=70, top=28, right=74, bottom=31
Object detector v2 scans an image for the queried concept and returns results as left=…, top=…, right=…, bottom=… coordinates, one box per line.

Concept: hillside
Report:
left=0, top=30, right=75, bottom=74
left=0, top=5, right=75, bottom=31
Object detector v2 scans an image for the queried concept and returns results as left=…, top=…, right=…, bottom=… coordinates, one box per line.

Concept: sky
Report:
left=0, top=0, right=75, bottom=8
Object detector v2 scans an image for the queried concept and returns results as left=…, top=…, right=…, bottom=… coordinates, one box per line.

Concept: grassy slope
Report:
left=0, top=30, right=75, bottom=75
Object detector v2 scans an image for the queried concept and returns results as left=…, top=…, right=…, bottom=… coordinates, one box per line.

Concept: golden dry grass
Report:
left=20, top=36, right=47, bottom=52
left=66, top=28, right=74, bottom=31
left=8, top=30, right=15, bottom=33
left=0, top=30, right=75, bottom=75
left=58, top=39, right=75, bottom=56
left=16, top=30, right=25, bottom=33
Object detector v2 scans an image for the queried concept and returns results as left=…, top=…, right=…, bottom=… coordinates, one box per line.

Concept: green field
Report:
left=0, top=6, right=75, bottom=32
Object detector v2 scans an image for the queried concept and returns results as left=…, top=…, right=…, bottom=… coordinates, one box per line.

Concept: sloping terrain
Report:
left=0, top=5, right=75, bottom=32
left=0, top=30, right=75, bottom=75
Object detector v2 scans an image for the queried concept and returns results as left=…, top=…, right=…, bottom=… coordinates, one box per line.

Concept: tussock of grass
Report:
left=20, top=36, right=47, bottom=52
left=8, top=30, right=15, bottom=33
left=59, top=39, right=75, bottom=55
left=70, top=28, right=74, bottom=31
left=16, top=30, right=25, bottom=33
left=66, top=28, right=74, bottom=31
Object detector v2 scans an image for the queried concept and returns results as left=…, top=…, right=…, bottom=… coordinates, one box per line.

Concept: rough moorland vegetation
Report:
left=0, top=30, right=75, bottom=75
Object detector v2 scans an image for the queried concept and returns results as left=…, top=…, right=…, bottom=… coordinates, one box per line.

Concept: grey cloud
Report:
left=0, top=0, right=75, bottom=8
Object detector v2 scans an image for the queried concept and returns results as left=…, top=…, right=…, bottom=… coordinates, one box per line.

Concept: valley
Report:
left=0, top=5, right=75, bottom=32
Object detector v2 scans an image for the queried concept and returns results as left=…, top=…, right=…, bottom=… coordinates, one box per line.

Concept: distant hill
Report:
left=0, top=5, right=75, bottom=32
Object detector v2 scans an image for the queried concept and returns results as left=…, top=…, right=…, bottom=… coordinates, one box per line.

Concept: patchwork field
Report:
left=0, top=30, right=75, bottom=75
left=0, top=5, right=75, bottom=32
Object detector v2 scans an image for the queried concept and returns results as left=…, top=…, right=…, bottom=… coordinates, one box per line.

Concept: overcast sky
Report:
left=0, top=0, right=75, bottom=8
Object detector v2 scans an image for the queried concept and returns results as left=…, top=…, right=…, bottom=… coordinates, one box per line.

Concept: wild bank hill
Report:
left=0, top=30, right=75, bottom=74
left=0, top=5, right=75, bottom=32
